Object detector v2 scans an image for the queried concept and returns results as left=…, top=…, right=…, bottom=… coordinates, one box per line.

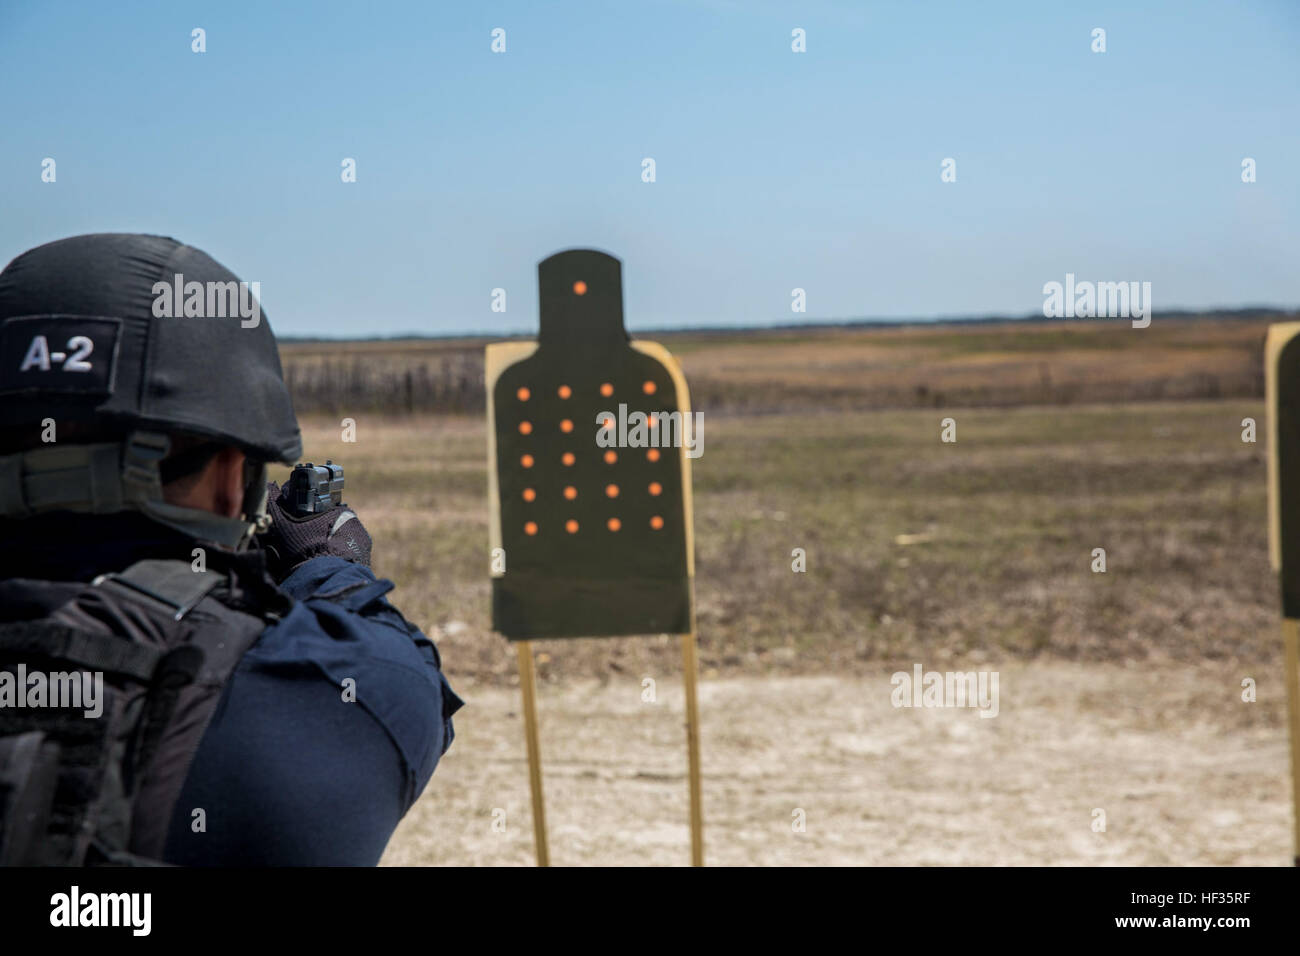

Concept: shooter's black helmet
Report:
left=0, top=233, right=301, bottom=463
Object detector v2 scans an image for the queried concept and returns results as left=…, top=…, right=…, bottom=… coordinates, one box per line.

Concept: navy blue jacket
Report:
left=0, top=512, right=460, bottom=865
left=162, top=555, right=463, bottom=865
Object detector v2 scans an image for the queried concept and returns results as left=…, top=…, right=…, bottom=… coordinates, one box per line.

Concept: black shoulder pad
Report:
left=94, top=559, right=222, bottom=622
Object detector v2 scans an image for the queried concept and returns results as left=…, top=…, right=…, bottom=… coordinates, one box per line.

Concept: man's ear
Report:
left=212, top=447, right=249, bottom=519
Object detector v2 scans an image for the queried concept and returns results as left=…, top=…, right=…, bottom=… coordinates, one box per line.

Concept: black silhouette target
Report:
left=486, top=249, right=695, bottom=639
left=1269, top=323, right=1300, bottom=617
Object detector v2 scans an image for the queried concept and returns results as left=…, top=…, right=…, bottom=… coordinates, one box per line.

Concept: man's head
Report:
left=0, top=233, right=302, bottom=546
left=161, top=445, right=248, bottom=519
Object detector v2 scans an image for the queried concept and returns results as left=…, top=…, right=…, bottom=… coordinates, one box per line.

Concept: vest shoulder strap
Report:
left=92, top=559, right=223, bottom=622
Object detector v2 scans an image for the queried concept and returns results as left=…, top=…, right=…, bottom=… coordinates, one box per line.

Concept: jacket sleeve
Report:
left=163, top=555, right=463, bottom=865
left=276, top=555, right=465, bottom=790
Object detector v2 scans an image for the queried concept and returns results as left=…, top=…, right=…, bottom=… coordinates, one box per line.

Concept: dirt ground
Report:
left=381, top=658, right=1293, bottom=867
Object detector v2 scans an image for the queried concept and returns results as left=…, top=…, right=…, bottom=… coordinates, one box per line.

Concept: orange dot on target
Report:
left=560, top=419, right=574, bottom=433
left=521, top=454, right=535, bottom=468
left=563, top=486, right=577, bottom=500
left=607, top=518, right=621, bottom=532
left=649, top=515, right=664, bottom=530
left=605, top=484, right=619, bottom=498
left=524, top=521, right=538, bottom=536
left=558, top=384, right=572, bottom=399
left=562, top=452, right=575, bottom=466
left=600, top=382, right=613, bottom=397
left=601, top=416, right=614, bottom=430
left=648, top=482, right=662, bottom=496
left=646, top=449, right=660, bottom=462
left=518, top=421, right=533, bottom=435
left=573, top=281, right=587, bottom=296
left=642, top=380, right=657, bottom=395
left=565, top=519, right=579, bottom=533
left=516, top=387, right=530, bottom=401
left=522, top=488, right=536, bottom=502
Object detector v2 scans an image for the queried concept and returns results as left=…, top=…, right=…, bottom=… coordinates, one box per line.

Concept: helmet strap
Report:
left=0, top=430, right=264, bottom=551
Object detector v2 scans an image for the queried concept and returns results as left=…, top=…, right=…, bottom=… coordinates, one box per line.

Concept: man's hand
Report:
left=259, top=480, right=373, bottom=580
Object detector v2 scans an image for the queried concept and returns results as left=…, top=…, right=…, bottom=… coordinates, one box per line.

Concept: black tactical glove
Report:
left=259, top=480, right=373, bottom=580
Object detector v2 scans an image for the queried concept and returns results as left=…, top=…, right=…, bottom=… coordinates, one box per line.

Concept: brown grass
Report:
left=277, top=395, right=1275, bottom=692
left=278, top=314, right=1281, bottom=415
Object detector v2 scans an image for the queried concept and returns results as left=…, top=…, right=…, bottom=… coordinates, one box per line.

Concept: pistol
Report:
left=284, top=460, right=344, bottom=515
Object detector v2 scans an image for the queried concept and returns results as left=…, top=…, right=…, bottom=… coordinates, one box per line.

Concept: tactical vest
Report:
left=0, top=558, right=278, bottom=865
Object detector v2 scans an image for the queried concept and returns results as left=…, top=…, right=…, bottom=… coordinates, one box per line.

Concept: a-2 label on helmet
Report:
left=0, top=316, right=121, bottom=395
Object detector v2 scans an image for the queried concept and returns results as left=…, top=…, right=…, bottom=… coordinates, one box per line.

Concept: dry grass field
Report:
left=276, top=398, right=1273, bottom=685
left=279, top=313, right=1276, bottom=414
left=270, top=316, right=1293, bottom=865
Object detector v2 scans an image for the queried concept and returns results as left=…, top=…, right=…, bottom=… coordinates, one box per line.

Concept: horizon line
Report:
left=275, top=305, right=1299, bottom=344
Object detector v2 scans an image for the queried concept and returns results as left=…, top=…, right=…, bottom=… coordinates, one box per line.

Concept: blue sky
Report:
left=1, top=1, right=1296, bottom=337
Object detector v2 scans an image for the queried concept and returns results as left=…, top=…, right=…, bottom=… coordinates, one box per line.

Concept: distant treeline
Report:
left=283, top=350, right=484, bottom=414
